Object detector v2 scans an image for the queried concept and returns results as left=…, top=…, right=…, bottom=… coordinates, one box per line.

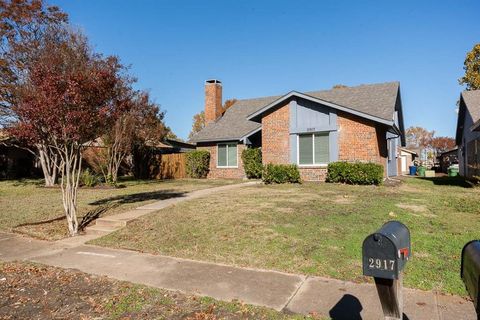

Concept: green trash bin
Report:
left=448, top=166, right=459, bottom=177
left=417, top=166, right=426, bottom=177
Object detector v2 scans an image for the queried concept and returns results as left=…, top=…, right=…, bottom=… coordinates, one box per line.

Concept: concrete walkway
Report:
left=0, top=232, right=475, bottom=319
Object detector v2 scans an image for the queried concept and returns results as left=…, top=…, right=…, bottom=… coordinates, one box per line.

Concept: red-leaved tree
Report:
left=11, top=28, right=122, bottom=236
left=430, top=136, right=456, bottom=154
left=1, top=0, right=68, bottom=186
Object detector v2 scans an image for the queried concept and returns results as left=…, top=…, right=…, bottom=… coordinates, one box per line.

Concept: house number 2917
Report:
left=368, top=258, right=395, bottom=271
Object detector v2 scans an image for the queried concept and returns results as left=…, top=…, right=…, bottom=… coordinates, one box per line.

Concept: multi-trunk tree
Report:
left=101, top=88, right=166, bottom=185
left=11, top=28, right=122, bottom=236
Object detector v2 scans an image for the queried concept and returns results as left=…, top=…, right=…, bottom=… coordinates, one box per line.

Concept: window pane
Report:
left=218, top=144, right=227, bottom=166
left=314, top=133, right=329, bottom=164
left=227, top=144, right=237, bottom=166
left=299, top=134, right=313, bottom=165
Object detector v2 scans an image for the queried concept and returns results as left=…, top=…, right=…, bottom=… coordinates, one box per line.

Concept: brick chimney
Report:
left=205, top=79, right=222, bottom=124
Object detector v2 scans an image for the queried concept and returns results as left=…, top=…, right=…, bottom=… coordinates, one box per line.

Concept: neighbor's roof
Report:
left=463, top=90, right=480, bottom=131
left=191, top=81, right=400, bottom=143
left=399, top=147, right=418, bottom=155
left=455, top=90, right=480, bottom=143
left=464, top=90, right=480, bottom=122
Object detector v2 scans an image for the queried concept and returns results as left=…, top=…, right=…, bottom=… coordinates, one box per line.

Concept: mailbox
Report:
left=362, top=221, right=411, bottom=280
left=461, top=240, right=480, bottom=315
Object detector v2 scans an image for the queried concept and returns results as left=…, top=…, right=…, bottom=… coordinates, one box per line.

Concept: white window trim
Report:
left=217, top=143, right=238, bottom=168
left=297, top=133, right=329, bottom=167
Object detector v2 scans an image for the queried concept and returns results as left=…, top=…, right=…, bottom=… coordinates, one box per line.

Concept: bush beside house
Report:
left=262, top=164, right=301, bottom=184
left=241, top=148, right=263, bottom=179
left=326, top=161, right=383, bottom=185
left=185, top=150, right=210, bottom=178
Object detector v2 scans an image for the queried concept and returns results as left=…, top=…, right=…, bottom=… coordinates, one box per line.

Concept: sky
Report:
left=51, top=0, right=480, bottom=140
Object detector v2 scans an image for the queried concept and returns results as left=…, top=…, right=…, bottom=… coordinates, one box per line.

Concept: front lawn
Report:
left=92, top=177, right=480, bottom=296
left=0, top=261, right=318, bottom=319
left=0, top=178, right=238, bottom=240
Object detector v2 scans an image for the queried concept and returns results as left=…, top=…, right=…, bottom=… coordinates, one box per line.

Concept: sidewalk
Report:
left=0, top=232, right=475, bottom=319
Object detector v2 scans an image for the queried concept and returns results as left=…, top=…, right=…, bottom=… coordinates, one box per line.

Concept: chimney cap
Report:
left=205, top=79, right=222, bottom=85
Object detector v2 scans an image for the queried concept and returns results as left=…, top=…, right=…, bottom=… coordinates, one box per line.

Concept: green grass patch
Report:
left=0, top=178, right=238, bottom=240
left=92, top=176, right=480, bottom=296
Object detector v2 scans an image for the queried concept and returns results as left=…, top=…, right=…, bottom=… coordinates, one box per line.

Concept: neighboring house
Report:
left=455, top=89, right=480, bottom=178
left=191, top=80, right=406, bottom=181
left=0, top=132, right=39, bottom=179
left=398, top=147, right=417, bottom=175
left=157, top=138, right=196, bottom=154
left=437, top=147, right=458, bottom=173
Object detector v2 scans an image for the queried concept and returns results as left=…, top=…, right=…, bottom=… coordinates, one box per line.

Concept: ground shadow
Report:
left=89, top=189, right=187, bottom=206
left=79, top=203, right=120, bottom=231
left=418, top=176, right=472, bottom=188
left=329, top=294, right=410, bottom=320
left=14, top=204, right=119, bottom=231
left=329, top=294, right=363, bottom=320
left=15, top=215, right=65, bottom=228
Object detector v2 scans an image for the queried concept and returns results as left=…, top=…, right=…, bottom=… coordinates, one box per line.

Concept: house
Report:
left=191, top=80, right=406, bottom=181
left=0, top=132, right=39, bottom=179
left=455, top=89, right=480, bottom=178
left=157, top=138, right=196, bottom=154
left=398, top=147, right=417, bottom=175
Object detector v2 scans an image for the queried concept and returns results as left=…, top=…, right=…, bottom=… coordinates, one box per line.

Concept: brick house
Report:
left=191, top=80, right=406, bottom=181
left=455, top=90, right=480, bottom=178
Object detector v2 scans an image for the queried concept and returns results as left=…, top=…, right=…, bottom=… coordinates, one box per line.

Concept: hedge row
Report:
left=262, top=163, right=301, bottom=184
left=185, top=150, right=210, bottom=178
left=326, top=161, right=383, bottom=185
left=185, top=149, right=383, bottom=186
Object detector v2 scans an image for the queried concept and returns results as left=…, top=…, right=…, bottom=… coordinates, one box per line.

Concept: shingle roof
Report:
left=191, top=81, right=400, bottom=143
left=462, top=90, right=480, bottom=123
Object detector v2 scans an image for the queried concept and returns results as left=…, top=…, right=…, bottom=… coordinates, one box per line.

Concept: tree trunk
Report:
left=37, top=144, right=58, bottom=187
left=107, top=145, right=125, bottom=185
left=59, top=144, right=81, bottom=236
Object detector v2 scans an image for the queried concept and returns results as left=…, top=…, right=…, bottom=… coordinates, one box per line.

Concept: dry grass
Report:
left=93, top=177, right=480, bottom=296
left=0, top=178, right=238, bottom=240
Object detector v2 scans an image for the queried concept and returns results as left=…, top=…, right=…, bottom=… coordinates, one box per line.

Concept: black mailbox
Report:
left=362, top=221, right=411, bottom=280
left=461, top=240, right=480, bottom=315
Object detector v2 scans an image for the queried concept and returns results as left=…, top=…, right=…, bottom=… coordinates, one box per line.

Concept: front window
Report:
left=217, top=143, right=238, bottom=167
left=298, top=133, right=329, bottom=165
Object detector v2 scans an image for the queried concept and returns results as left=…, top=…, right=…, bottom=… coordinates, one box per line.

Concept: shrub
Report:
left=80, top=168, right=98, bottom=187
left=326, top=161, right=383, bottom=185
left=241, top=148, right=263, bottom=179
left=185, top=150, right=210, bottom=178
left=262, top=164, right=301, bottom=184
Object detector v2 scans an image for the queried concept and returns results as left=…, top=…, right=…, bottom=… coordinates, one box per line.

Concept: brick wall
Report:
left=337, top=111, right=388, bottom=175
left=262, top=101, right=290, bottom=165
left=197, top=143, right=246, bottom=179
left=299, top=167, right=328, bottom=181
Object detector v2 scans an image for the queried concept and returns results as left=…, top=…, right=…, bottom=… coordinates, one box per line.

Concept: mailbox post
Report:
left=362, top=221, right=411, bottom=320
left=461, top=240, right=480, bottom=319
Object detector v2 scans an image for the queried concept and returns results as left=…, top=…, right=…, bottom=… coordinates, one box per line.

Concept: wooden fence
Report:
left=154, top=153, right=187, bottom=179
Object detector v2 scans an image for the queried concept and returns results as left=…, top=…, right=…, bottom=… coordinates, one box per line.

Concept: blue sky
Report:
left=52, top=0, right=480, bottom=140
